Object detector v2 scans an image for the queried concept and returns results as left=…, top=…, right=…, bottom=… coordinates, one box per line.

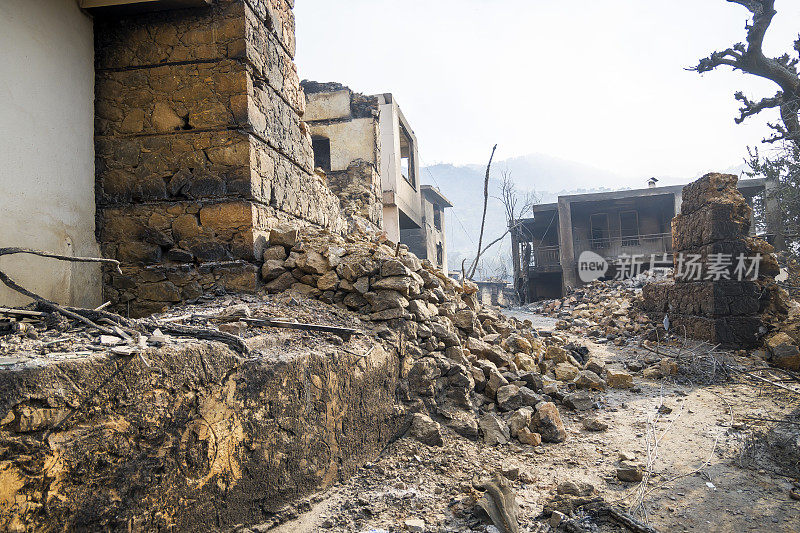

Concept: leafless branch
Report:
left=690, top=0, right=800, bottom=149
left=468, top=144, right=497, bottom=279
left=0, top=248, right=123, bottom=335
left=734, top=91, right=783, bottom=123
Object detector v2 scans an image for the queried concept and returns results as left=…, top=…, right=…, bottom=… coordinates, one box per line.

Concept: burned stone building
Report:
left=302, top=82, right=452, bottom=272
left=0, top=0, right=452, bottom=318
left=512, top=178, right=783, bottom=302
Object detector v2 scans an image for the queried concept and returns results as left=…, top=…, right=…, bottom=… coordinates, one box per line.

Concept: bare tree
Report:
left=464, top=166, right=540, bottom=282
left=498, top=169, right=539, bottom=299
left=689, top=0, right=799, bottom=149
left=499, top=169, right=539, bottom=230
left=465, top=145, right=497, bottom=280
left=690, top=0, right=799, bottom=249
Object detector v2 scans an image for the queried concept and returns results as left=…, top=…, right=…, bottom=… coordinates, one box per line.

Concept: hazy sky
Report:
left=294, top=0, right=800, bottom=186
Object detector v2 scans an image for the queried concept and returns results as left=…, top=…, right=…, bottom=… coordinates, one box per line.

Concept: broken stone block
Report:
left=444, top=346, right=470, bottom=366
left=265, top=271, right=296, bottom=293
left=380, top=258, right=410, bottom=277
left=582, top=417, right=609, bottom=432
left=573, top=370, right=606, bottom=391
left=496, top=385, right=542, bottom=412
left=448, top=416, right=479, bottom=441
left=372, top=276, right=412, bottom=296
left=545, top=345, right=568, bottom=362
left=364, top=290, right=409, bottom=312
left=584, top=357, right=605, bottom=375
left=484, top=367, right=509, bottom=399
left=408, top=358, right=440, bottom=397
left=516, top=427, right=542, bottom=446
left=219, top=321, right=247, bottom=335
left=353, top=276, right=370, bottom=294
left=507, top=407, right=534, bottom=437
left=290, top=283, right=321, bottom=298
left=766, top=332, right=800, bottom=370
left=369, top=308, right=411, bottom=321
left=563, top=391, right=594, bottom=411
left=261, top=259, right=287, bottom=281
left=514, top=353, right=537, bottom=372
left=452, top=309, right=478, bottom=332
left=269, top=226, right=299, bottom=248
left=296, top=251, right=329, bottom=275
left=556, top=480, right=595, bottom=497
left=410, top=413, right=443, bottom=447
left=430, top=322, right=460, bottom=347
left=478, top=413, right=510, bottom=445
left=606, top=369, right=633, bottom=389
left=503, top=334, right=532, bottom=355
left=554, top=362, right=579, bottom=382
left=532, top=402, right=567, bottom=443
left=616, top=461, right=644, bottom=482
left=263, top=245, right=288, bottom=261
left=316, top=270, right=339, bottom=291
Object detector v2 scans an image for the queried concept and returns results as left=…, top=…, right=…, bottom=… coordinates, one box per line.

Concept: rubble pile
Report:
left=642, top=173, right=786, bottom=348
left=256, top=225, right=635, bottom=450
left=524, top=279, right=655, bottom=344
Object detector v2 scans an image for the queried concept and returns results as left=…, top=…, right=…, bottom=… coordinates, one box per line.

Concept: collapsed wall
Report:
left=642, top=173, right=784, bottom=347
left=301, top=81, right=384, bottom=230
left=94, top=0, right=347, bottom=317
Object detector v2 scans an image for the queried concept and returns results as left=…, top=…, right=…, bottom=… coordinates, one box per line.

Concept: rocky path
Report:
left=261, top=337, right=800, bottom=533
left=499, top=309, right=559, bottom=332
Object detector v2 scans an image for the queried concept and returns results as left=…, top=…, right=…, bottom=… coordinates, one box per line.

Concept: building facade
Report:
left=2, top=0, right=351, bottom=316
left=302, top=82, right=452, bottom=270
left=512, top=178, right=782, bottom=302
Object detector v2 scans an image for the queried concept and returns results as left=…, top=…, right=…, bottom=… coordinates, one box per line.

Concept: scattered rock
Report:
left=479, top=413, right=510, bottom=446
left=563, top=390, right=594, bottom=411
left=617, top=461, right=644, bottom=482
left=573, top=370, right=606, bottom=391
left=767, top=332, right=800, bottom=370
left=582, top=417, right=609, bottom=431
left=554, top=363, right=580, bottom=382
left=606, top=369, right=633, bottom=389
left=516, top=427, right=542, bottom=446
left=410, top=413, right=443, bottom=446
left=556, top=480, right=594, bottom=497
left=532, top=402, right=567, bottom=443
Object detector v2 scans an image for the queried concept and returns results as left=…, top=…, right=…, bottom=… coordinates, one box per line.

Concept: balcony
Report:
left=573, top=232, right=672, bottom=260
left=529, top=245, right=561, bottom=272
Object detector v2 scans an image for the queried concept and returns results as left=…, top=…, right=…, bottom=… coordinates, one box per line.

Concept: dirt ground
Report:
left=261, top=327, right=800, bottom=533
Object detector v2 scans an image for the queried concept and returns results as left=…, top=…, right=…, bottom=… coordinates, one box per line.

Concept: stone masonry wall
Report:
left=94, top=0, right=346, bottom=317
left=641, top=173, right=783, bottom=347
left=326, top=160, right=384, bottom=229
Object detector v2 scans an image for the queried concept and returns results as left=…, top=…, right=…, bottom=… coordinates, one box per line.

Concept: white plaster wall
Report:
left=304, top=89, right=351, bottom=122
left=383, top=205, right=400, bottom=243
left=0, top=0, right=101, bottom=307
left=378, top=100, right=422, bottom=227
left=308, top=118, right=376, bottom=171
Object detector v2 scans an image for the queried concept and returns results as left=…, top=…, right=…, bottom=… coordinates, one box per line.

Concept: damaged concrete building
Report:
left=512, top=178, right=783, bottom=302
left=302, top=82, right=452, bottom=272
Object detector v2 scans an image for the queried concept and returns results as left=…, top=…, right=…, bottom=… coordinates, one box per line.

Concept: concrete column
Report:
left=558, top=198, right=577, bottom=292
left=510, top=225, right=522, bottom=297
left=673, top=190, right=682, bottom=216
left=764, top=178, right=786, bottom=251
